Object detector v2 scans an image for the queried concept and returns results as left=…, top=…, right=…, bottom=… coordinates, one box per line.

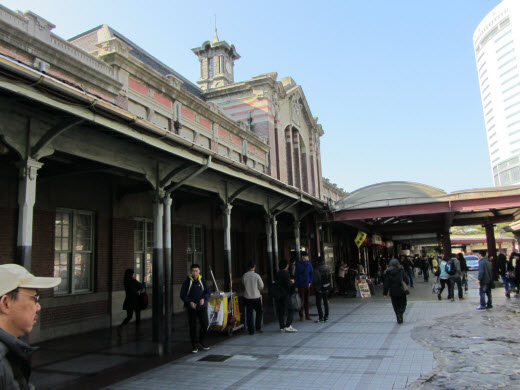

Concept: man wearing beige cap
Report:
left=0, top=263, right=61, bottom=390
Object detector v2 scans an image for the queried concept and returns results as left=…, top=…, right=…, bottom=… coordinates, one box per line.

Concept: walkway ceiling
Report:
left=325, top=182, right=520, bottom=243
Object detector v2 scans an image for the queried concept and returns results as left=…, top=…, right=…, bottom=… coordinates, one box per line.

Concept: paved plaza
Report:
left=102, top=273, right=519, bottom=390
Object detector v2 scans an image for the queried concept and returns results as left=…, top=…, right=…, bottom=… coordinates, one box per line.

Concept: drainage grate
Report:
left=198, top=354, right=232, bottom=362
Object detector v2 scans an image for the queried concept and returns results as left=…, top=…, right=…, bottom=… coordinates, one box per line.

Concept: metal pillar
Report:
left=484, top=223, right=498, bottom=280
left=441, top=231, right=452, bottom=259
left=16, top=158, right=42, bottom=270
left=265, top=215, right=274, bottom=282
left=152, top=194, right=164, bottom=350
left=163, top=194, right=172, bottom=354
left=272, top=217, right=279, bottom=271
left=293, top=220, right=301, bottom=262
left=223, top=204, right=233, bottom=291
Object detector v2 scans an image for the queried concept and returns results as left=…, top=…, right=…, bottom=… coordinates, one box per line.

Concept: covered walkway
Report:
left=324, top=182, right=520, bottom=273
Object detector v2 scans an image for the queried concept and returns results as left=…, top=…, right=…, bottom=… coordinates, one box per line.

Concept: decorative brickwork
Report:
left=128, top=77, right=148, bottom=96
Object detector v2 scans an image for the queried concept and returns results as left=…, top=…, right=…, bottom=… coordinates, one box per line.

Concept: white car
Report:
left=465, top=255, right=479, bottom=271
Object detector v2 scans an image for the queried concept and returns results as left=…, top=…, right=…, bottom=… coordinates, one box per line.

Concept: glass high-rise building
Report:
left=474, top=0, right=520, bottom=186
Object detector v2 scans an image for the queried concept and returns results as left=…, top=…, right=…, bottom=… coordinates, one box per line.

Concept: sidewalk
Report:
left=32, top=304, right=268, bottom=389
left=32, top=273, right=514, bottom=390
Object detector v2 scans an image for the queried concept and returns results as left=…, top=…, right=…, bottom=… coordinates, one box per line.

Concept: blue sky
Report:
left=1, top=0, right=501, bottom=193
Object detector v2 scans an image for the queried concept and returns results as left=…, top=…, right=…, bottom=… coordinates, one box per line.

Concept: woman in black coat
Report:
left=383, top=259, right=408, bottom=324
left=117, top=268, right=144, bottom=337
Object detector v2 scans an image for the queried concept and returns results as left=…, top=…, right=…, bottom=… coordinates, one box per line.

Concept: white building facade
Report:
left=474, top=0, right=520, bottom=186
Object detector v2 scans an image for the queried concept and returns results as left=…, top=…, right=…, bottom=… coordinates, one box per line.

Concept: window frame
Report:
left=134, top=218, right=154, bottom=285
left=186, top=224, right=205, bottom=275
left=54, top=208, right=95, bottom=295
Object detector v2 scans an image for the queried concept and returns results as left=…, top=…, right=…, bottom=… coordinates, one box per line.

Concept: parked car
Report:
left=465, top=255, right=479, bottom=271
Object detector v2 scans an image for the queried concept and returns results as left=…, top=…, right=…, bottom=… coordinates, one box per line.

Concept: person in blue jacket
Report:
left=294, top=251, right=314, bottom=321
left=180, top=264, right=211, bottom=353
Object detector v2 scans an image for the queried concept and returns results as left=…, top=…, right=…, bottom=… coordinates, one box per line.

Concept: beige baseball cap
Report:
left=0, top=263, right=61, bottom=296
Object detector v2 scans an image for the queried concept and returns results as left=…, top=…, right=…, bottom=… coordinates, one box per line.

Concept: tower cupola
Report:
left=192, top=28, right=240, bottom=90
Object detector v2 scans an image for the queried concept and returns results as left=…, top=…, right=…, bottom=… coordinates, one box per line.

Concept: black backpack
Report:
left=316, top=265, right=331, bottom=292
left=269, top=280, right=284, bottom=300
left=445, top=259, right=457, bottom=276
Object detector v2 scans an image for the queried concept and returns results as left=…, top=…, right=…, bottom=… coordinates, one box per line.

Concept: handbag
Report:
left=401, top=280, right=410, bottom=295
left=432, top=282, right=441, bottom=294
left=291, top=292, right=302, bottom=311
left=138, top=288, right=149, bottom=310
left=490, top=281, right=496, bottom=290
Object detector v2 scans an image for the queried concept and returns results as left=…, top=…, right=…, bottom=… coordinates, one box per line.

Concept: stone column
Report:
left=152, top=194, right=164, bottom=349
left=163, top=194, right=172, bottom=354
left=272, top=217, right=279, bottom=272
left=265, top=215, right=274, bottom=282
left=484, top=224, right=498, bottom=280
left=442, top=231, right=452, bottom=260
left=223, top=204, right=233, bottom=291
left=16, top=158, right=43, bottom=270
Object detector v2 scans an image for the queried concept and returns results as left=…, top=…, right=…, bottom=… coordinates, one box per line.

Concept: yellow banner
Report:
left=354, top=230, right=367, bottom=248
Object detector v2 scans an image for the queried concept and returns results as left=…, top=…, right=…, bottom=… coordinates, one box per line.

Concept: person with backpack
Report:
left=180, top=264, right=211, bottom=353
left=313, top=256, right=331, bottom=323
left=436, top=256, right=451, bottom=300
left=447, top=253, right=464, bottom=301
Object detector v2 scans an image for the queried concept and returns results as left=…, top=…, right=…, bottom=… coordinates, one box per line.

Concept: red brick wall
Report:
left=0, top=207, right=16, bottom=265
left=112, top=218, right=134, bottom=291
left=41, top=300, right=108, bottom=326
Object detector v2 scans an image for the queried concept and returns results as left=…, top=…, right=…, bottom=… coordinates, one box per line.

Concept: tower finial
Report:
left=212, top=15, right=219, bottom=43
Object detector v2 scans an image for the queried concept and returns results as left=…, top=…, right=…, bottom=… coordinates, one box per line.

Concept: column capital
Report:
left=163, top=194, right=172, bottom=206
left=16, top=158, right=43, bottom=181
left=154, top=189, right=166, bottom=202
left=221, top=203, right=233, bottom=215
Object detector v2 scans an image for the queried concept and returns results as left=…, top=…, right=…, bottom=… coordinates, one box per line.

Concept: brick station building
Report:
left=0, top=6, right=346, bottom=343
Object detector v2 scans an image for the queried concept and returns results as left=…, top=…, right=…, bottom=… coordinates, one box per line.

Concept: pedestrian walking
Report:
left=338, top=262, right=347, bottom=296
left=432, top=256, right=438, bottom=276
left=294, top=251, right=313, bottom=321
left=274, top=260, right=297, bottom=332
left=476, top=250, right=493, bottom=310
left=180, top=264, right=211, bottom=353
left=448, top=254, right=464, bottom=301
left=422, top=255, right=430, bottom=282
left=402, top=256, right=414, bottom=287
left=513, top=252, right=520, bottom=297
left=457, top=253, right=469, bottom=292
left=0, top=263, right=61, bottom=389
left=242, top=262, right=264, bottom=335
left=436, top=256, right=450, bottom=300
left=383, top=258, right=408, bottom=324
left=498, top=253, right=514, bottom=298
left=117, top=268, right=144, bottom=337
left=313, top=256, right=331, bottom=323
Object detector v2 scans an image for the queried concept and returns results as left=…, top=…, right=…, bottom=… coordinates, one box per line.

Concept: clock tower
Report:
left=192, top=28, right=240, bottom=90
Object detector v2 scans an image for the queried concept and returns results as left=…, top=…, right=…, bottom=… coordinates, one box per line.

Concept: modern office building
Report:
left=474, top=0, right=520, bottom=186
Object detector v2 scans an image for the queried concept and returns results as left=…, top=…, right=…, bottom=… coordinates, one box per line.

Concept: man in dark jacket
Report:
left=180, top=264, right=211, bottom=353
left=0, top=263, right=61, bottom=390
left=313, top=257, right=331, bottom=323
left=274, top=260, right=297, bottom=332
left=383, top=258, right=408, bottom=324
left=476, top=250, right=493, bottom=310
